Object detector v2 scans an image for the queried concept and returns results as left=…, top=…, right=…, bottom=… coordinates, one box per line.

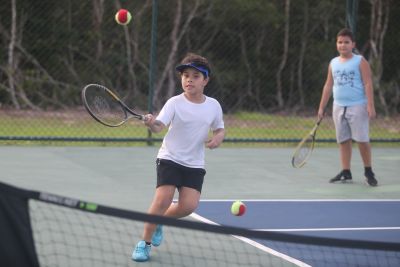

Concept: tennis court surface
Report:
left=1, top=146, right=399, bottom=266
left=193, top=199, right=400, bottom=266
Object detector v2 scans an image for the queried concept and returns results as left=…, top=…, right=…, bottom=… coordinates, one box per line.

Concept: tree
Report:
left=275, top=0, right=290, bottom=109
left=5, top=0, right=19, bottom=108
left=366, top=0, right=391, bottom=117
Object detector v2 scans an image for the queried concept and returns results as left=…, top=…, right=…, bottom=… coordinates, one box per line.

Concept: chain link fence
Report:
left=0, top=0, right=399, bottom=145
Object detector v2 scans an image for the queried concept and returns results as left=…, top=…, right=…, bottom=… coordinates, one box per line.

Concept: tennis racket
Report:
left=291, top=117, right=323, bottom=168
left=81, top=84, right=145, bottom=127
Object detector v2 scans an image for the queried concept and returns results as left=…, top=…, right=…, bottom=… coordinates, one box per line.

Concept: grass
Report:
left=0, top=109, right=399, bottom=146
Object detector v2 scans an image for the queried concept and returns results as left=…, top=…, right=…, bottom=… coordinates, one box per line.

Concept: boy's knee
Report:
left=180, top=202, right=198, bottom=216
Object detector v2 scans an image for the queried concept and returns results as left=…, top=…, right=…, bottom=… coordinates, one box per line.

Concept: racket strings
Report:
left=85, top=86, right=126, bottom=126
left=293, top=136, right=314, bottom=167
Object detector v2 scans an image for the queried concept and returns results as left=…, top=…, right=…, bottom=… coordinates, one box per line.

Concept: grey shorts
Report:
left=332, top=104, right=370, bottom=143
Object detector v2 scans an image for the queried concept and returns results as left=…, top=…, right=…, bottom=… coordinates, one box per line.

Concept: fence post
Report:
left=346, top=0, right=359, bottom=37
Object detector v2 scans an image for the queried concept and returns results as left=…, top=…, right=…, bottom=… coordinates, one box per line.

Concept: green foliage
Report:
left=0, top=0, right=398, bottom=116
left=1, top=111, right=398, bottom=144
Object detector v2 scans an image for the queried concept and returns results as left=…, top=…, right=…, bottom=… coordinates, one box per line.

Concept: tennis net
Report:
left=1, top=181, right=399, bottom=267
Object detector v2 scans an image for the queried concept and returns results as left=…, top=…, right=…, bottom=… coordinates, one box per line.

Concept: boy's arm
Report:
left=318, top=64, right=334, bottom=119
left=143, top=114, right=165, bottom=133
left=360, top=57, right=376, bottom=118
left=206, top=128, right=225, bottom=149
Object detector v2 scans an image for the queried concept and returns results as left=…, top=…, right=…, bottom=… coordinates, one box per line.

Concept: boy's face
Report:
left=180, top=68, right=209, bottom=95
left=336, top=35, right=355, bottom=56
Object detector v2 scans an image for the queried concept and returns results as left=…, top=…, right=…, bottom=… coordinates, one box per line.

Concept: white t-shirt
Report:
left=156, top=93, right=224, bottom=168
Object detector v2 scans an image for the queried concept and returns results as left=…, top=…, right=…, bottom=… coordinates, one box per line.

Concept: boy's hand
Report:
left=143, top=114, right=155, bottom=126
left=367, top=105, right=376, bottom=119
left=205, top=138, right=221, bottom=149
left=317, top=108, right=325, bottom=121
left=143, top=114, right=165, bottom=133
left=205, top=129, right=225, bottom=149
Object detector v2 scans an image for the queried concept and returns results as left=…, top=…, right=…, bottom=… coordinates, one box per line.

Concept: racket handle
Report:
left=141, top=114, right=149, bottom=121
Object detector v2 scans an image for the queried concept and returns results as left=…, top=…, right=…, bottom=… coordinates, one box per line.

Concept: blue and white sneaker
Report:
left=151, top=225, right=163, bottom=247
left=132, top=240, right=151, bottom=262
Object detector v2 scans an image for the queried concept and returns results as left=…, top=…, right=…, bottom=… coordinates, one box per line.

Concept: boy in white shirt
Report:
left=132, top=53, right=225, bottom=262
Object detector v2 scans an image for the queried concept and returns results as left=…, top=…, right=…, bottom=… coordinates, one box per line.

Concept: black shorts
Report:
left=156, top=158, right=206, bottom=193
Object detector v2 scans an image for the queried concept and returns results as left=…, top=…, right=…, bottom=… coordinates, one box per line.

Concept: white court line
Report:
left=198, top=199, right=400, bottom=202
left=252, top=227, right=400, bottom=232
left=190, top=213, right=311, bottom=267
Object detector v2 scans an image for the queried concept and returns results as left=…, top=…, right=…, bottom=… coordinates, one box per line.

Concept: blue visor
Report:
left=175, top=63, right=209, bottom=78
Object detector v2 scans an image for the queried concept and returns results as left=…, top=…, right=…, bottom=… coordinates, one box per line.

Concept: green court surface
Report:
left=1, top=146, right=399, bottom=267
left=1, top=146, right=399, bottom=211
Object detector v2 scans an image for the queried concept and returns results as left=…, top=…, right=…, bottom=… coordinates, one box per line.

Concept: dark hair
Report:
left=337, top=28, right=354, bottom=42
left=180, top=53, right=211, bottom=75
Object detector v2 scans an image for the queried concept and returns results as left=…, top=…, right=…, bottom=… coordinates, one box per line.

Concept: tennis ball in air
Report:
left=115, top=9, right=132, bottom=25
left=231, top=201, right=246, bottom=216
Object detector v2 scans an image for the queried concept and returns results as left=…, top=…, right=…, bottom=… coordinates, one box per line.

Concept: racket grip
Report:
left=141, top=115, right=148, bottom=121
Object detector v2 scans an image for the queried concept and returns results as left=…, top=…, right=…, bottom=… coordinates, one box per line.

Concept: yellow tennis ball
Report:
left=231, top=201, right=246, bottom=216
left=115, top=9, right=132, bottom=25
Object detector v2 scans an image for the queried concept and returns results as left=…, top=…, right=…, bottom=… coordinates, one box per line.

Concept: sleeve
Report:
left=156, top=98, right=175, bottom=126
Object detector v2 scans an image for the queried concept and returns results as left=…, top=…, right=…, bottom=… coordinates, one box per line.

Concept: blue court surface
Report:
left=191, top=199, right=400, bottom=267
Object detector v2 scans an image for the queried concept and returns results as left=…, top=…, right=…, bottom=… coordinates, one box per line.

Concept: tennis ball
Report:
left=231, top=201, right=246, bottom=216
left=115, top=9, right=132, bottom=25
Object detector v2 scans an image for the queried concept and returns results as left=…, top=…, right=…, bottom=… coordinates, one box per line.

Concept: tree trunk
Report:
left=368, top=0, right=390, bottom=117
left=7, top=0, right=20, bottom=109
left=92, top=0, right=104, bottom=61
left=297, top=0, right=309, bottom=108
left=276, top=0, right=290, bottom=109
left=153, top=0, right=200, bottom=110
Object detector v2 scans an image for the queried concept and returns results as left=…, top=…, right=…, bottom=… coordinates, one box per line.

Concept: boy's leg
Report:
left=348, top=104, right=377, bottom=186
left=358, top=142, right=371, bottom=167
left=150, top=187, right=200, bottom=248
left=331, top=104, right=354, bottom=183
left=330, top=139, right=353, bottom=183
left=163, top=187, right=201, bottom=218
left=164, top=165, right=203, bottom=217
left=339, top=139, right=352, bottom=170
left=132, top=185, right=175, bottom=262
left=142, top=185, right=175, bottom=242
left=358, top=142, right=378, bottom=186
